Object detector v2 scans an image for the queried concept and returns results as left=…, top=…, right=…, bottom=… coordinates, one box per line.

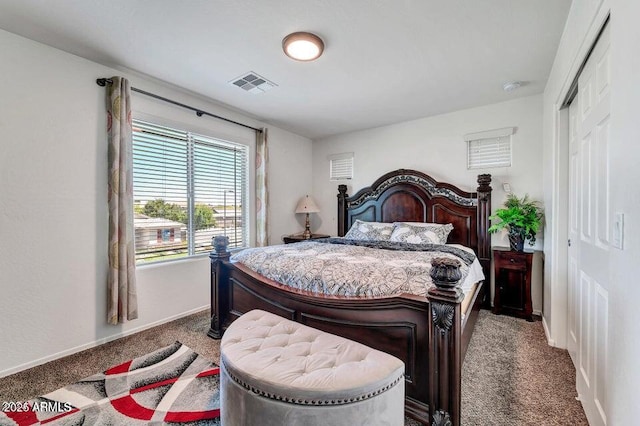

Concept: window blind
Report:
left=132, top=119, right=248, bottom=264
left=329, top=152, right=354, bottom=180
left=467, top=136, right=512, bottom=169
left=465, top=127, right=514, bottom=170
left=192, top=133, right=248, bottom=253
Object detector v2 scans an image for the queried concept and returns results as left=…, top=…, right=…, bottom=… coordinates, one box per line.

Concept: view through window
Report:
left=132, top=120, right=248, bottom=263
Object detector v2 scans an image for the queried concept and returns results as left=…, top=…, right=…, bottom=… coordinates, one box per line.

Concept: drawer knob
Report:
left=510, top=258, right=515, bottom=263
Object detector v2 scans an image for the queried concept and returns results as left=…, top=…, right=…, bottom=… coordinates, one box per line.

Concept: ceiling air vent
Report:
left=230, top=72, right=277, bottom=94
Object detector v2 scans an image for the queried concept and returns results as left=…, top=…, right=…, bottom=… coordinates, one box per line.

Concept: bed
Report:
left=208, top=169, right=492, bottom=425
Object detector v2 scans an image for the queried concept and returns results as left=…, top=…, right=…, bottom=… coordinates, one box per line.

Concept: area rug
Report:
left=0, top=342, right=221, bottom=425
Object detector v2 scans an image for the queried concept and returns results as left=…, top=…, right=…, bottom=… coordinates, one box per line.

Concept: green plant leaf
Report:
left=488, top=194, right=544, bottom=245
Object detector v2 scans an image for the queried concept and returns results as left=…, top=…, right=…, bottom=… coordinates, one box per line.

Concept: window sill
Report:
left=135, top=247, right=246, bottom=270
left=135, top=253, right=210, bottom=270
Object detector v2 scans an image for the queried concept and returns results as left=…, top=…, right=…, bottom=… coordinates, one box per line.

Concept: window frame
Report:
left=465, top=127, right=515, bottom=170
left=329, top=152, right=354, bottom=181
left=132, top=117, right=251, bottom=265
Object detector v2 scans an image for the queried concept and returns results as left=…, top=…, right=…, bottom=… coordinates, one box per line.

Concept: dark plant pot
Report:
left=509, top=234, right=525, bottom=252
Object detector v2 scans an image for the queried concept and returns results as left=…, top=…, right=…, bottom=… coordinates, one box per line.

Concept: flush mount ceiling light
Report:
left=503, top=81, right=523, bottom=92
left=282, top=32, right=324, bottom=61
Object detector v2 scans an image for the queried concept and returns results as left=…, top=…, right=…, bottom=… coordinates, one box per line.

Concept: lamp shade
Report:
left=295, top=195, right=320, bottom=214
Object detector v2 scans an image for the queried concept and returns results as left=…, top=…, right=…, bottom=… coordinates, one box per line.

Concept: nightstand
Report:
left=283, top=233, right=331, bottom=244
left=492, top=247, right=534, bottom=321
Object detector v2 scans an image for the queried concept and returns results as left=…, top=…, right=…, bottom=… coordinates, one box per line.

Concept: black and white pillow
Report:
left=344, top=220, right=395, bottom=241
left=389, top=222, right=454, bottom=245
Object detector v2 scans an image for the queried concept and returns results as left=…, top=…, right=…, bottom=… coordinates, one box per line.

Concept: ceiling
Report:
left=0, top=0, right=572, bottom=139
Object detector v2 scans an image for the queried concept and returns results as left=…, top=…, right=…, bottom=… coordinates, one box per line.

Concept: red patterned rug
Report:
left=1, top=342, right=220, bottom=425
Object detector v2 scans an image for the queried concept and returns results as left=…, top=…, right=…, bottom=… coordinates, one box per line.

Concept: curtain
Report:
left=255, top=128, right=269, bottom=247
left=106, top=76, right=138, bottom=324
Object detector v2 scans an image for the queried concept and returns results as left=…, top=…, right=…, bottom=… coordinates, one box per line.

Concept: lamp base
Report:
left=302, top=213, right=312, bottom=239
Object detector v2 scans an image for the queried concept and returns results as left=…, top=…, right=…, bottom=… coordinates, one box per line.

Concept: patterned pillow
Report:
left=389, top=222, right=454, bottom=245
left=344, top=220, right=395, bottom=241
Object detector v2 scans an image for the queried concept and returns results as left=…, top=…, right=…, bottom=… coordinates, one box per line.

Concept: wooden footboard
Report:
left=208, top=238, right=485, bottom=425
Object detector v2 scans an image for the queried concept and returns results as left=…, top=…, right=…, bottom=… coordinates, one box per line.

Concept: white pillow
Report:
left=389, top=222, right=454, bottom=245
left=344, top=220, right=394, bottom=241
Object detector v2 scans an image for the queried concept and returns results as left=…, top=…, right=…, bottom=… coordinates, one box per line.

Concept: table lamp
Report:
left=295, top=195, right=320, bottom=239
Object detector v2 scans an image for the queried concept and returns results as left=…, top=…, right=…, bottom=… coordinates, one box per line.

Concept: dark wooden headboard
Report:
left=337, top=169, right=492, bottom=276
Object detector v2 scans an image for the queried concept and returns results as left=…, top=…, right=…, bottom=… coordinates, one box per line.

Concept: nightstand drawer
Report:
left=499, top=255, right=527, bottom=269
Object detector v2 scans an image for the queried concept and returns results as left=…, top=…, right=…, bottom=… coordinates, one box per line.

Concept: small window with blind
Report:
left=329, top=152, right=354, bottom=180
left=465, top=127, right=515, bottom=169
left=132, top=119, right=248, bottom=264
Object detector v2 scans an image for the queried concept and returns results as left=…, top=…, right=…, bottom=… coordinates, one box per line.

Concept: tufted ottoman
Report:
left=220, top=310, right=405, bottom=426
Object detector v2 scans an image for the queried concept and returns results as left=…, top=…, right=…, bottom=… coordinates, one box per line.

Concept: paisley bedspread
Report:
left=230, top=239, right=481, bottom=298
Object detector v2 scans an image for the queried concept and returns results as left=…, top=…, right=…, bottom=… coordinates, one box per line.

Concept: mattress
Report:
left=448, top=244, right=485, bottom=294
left=232, top=239, right=485, bottom=301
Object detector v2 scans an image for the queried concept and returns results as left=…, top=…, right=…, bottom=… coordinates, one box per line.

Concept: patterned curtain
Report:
left=106, top=76, right=138, bottom=324
left=255, top=128, right=269, bottom=247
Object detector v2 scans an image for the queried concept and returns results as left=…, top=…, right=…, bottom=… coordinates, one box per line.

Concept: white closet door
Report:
left=568, top=97, right=579, bottom=366
left=568, top=22, right=610, bottom=426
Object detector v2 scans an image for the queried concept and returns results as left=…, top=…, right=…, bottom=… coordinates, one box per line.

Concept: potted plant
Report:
left=488, top=194, right=544, bottom=251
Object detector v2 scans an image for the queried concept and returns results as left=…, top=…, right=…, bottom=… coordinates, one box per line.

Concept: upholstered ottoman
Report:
left=220, top=310, right=405, bottom=426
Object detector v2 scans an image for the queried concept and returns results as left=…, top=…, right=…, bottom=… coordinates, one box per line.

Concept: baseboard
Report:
left=541, top=314, right=556, bottom=347
left=0, top=305, right=209, bottom=379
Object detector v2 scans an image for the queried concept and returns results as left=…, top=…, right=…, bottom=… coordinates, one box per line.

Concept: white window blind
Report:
left=465, top=127, right=514, bottom=169
left=132, top=120, right=248, bottom=264
left=329, top=152, right=354, bottom=180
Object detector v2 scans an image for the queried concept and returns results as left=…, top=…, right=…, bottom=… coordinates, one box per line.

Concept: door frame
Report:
left=545, top=5, right=610, bottom=349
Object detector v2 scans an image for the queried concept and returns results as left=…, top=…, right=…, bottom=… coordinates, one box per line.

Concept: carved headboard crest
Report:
left=347, top=173, right=477, bottom=208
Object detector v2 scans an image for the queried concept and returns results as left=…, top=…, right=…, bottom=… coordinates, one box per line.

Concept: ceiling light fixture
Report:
left=503, top=81, right=523, bottom=92
left=282, top=32, right=324, bottom=61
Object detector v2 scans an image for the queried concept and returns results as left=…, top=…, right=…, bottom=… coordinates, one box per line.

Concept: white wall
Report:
left=0, top=29, right=312, bottom=376
left=542, top=0, right=640, bottom=422
left=609, top=2, right=640, bottom=421
left=312, top=94, right=545, bottom=311
left=267, top=126, right=314, bottom=243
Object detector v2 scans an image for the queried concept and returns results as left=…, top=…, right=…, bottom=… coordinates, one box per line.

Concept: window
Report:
left=132, top=119, right=248, bottom=264
left=329, top=152, right=354, bottom=180
left=465, top=127, right=514, bottom=169
left=157, top=229, right=175, bottom=243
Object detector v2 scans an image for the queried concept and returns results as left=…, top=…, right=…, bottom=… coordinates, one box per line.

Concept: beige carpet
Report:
left=459, top=311, right=587, bottom=426
left=0, top=309, right=586, bottom=425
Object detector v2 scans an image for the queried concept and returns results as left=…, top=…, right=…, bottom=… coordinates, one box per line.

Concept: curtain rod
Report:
left=96, top=78, right=262, bottom=133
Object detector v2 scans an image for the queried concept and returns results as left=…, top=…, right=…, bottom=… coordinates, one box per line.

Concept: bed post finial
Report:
left=208, top=236, right=231, bottom=339
left=427, top=257, right=464, bottom=426
left=337, top=184, right=349, bottom=237
left=213, top=235, right=230, bottom=255
left=477, top=174, right=492, bottom=198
